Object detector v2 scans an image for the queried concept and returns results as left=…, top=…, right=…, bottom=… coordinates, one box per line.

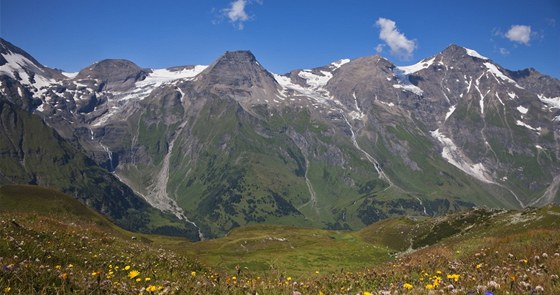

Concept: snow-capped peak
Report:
left=0, top=51, right=57, bottom=94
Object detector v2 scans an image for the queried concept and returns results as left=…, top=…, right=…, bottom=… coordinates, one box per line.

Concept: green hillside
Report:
left=1, top=185, right=559, bottom=294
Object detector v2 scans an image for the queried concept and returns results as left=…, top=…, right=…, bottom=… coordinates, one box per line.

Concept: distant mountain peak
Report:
left=439, top=44, right=489, bottom=61
left=194, top=50, right=278, bottom=99
left=75, top=59, right=149, bottom=91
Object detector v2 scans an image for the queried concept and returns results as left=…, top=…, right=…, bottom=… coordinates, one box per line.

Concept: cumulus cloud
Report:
left=505, top=25, right=532, bottom=45
left=375, top=17, right=416, bottom=60
left=222, top=0, right=254, bottom=30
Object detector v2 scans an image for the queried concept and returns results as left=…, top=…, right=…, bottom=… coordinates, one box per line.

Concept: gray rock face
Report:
left=75, top=59, right=149, bottom=92
left=1, top=38, right=559, bottom=238
left=194, top=51, right=280, bottom=106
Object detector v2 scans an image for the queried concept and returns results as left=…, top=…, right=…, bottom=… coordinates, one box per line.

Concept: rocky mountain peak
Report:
left=75, top=59, right=149, bottom=92
left=194, top=50, right=279, bottom=100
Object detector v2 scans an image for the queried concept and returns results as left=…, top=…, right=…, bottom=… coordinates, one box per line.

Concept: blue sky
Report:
left=1, top=0, right=559, bottom=78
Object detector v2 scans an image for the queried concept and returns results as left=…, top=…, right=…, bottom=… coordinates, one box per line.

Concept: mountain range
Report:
left=1, top=37, right=559, bottom=239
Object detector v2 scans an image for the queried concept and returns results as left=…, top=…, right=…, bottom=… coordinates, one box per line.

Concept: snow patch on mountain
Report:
left=349, top=91, right=365, bottom=120
left=392, top=67, right=424, bottom=96
left=431, top=129, right=493, bottom=183
left=538, top=94, right=560, bottom=109
left=516, top=120, right=541, bottom=132
left=298, top=70, right=333, bottom=89
left=397, top=57, right=435, bottom=75
left=516, top=106, right=528, bottom=114
left=0, top=52, right=56, bottom=95
left=273, top=72, right=343, bottom=108
left=483, top=62, right=523, bottom=89
left=464, top=48, right=488, bottom=60
left=330, top=59, right=350, bottom=70
left=140, top=66, right=207, bottom=87
left=445, top=105, right=457, bottom=121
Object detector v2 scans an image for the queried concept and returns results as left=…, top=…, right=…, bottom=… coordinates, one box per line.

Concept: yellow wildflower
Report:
left=447, top=274, right=460, bottom=282
left=146, top=285, right=158, bottom=292
left=403, top=283, right=413, bottom=290
left=128, top=270, right=140, bottom=279
left=145, top=277, right=151, bottom=282
left=91, top=271, right=99, bottom=276
left=191, top=271, right=196, bottom=276
left=136, top=278, right=142, bottom=282
left=287, top=277, right=292, bottom=281
left=364, top=292, right=372, bottom=295
left=425, top=283, right=434, bottom=290
left=476, top=263, right=482, bottom=269
left=67, top=264, right=73, bottom=268
left=55, top=265, right=61, bottom=269
left=4, top=287, right=11, bottom=293
left=124, top=265, right=131, bottom=271
left=436, top=270, right=442, bottom=275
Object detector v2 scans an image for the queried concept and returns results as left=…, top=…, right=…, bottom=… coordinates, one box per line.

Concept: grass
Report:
left=1, top=184, right=560, bottom=294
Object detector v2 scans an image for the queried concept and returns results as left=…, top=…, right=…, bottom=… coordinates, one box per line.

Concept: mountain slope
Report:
left=1, top=37, right=559, bottom=238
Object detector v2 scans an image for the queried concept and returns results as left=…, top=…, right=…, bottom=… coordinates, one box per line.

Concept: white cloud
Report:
left=375, top=17, right=416, bottom=60
left=375, top=44, right=385, bottom=54
left=223, top=0, right=251, bottom=30
left=505, top=25, right=532, bottom=45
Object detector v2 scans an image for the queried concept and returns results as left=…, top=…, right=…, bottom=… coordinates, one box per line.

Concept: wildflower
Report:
left=476, top=263, right=482, bottom=269
left=403, top=283, right=413, bottom=290
left=91, top=271, right=99, bottom=276
left=136, top=278, right=142, bottom=282
left=191, top=271, right=196, bottom=276
left=4, top=287, right=11, bottom=293
left=67, top=264, right=73, bottom=268
left=534, top=285, right=544, bottom=293
left=363, top=292, right=371, bottom=295
left=447, top=274, right=460, bottom=282
left=55, top=265, right=61, bottom=269
left=425, top=284, right=434, bottom=290
left=145, top=277, right=151, bottom=281
left=128, top=270, right=140, bottom=279
left=287, top=277, right=292, bottom=281
left=436, top=270, right=442, bottom=275
left=146, top=285, right=158, bottom=292
left=124, top=265, right=131, bottom=271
